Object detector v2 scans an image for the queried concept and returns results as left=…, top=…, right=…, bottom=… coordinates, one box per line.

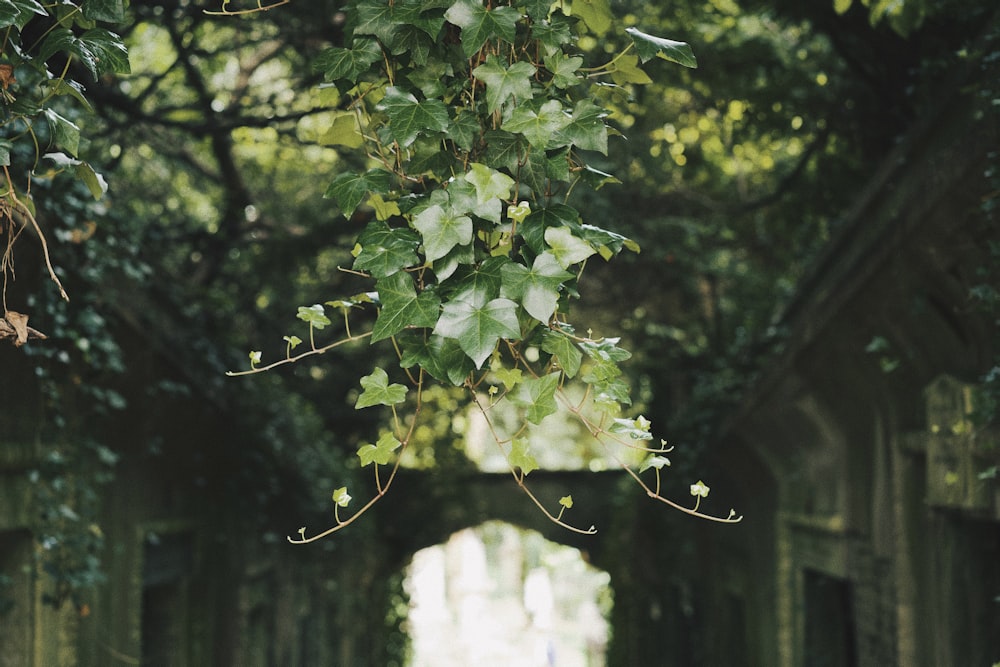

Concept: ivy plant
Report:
left=222, top=0, right=741, bottom=539
left=0, top=0, right=129, bottom=309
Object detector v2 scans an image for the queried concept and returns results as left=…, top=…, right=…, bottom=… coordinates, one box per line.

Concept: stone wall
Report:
left=681, top=24, right=1000, bottom=667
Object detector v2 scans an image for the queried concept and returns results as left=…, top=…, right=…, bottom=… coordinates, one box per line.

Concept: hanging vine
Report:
left=220, top=0, right=742, bottom=539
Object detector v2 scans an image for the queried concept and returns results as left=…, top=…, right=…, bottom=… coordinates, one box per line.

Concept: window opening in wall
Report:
left=404, top=521, right=612, bottom=667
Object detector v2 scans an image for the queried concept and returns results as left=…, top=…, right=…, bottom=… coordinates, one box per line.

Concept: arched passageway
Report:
left=404, top=521, right=612, bottom=667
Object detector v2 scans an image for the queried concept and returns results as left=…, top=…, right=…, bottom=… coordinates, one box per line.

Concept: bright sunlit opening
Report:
left=405, top=522, right=612, bottom=667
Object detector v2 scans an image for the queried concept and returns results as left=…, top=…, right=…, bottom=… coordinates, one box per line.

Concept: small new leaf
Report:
left=357, top=432, right=402, bottom=466
left=690, top=480, right=711, bottom=498
left=559, top=495, right=574, bottom=509
left=507, top=200, right=531, bottom=224
left=491, top=366, right=522, bottom=390
left=509, top=438, right=538, bottom=476
left=297, top=304, right=331, bottom=329
left=609, top=415, right=654, bottom=440
left=355, top=367, right=409, bottom=408
left=331, top=487, right=352, bottom=507
left=639, top=454, right=671, bottom=473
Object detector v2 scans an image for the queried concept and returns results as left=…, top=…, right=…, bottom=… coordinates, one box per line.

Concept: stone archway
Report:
left=403, top=520, right=612, bottom=667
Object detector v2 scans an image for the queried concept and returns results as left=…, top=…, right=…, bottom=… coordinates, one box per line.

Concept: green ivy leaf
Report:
left=78, top=28, right=131, bottom=76
left=331, top=486, right=352, bottom=507
left=540, top=327, right=582, bottom=378
left=544, top=226, right=596, bottom=268
left=444, top=0, right=521, bottom=58
left=357, top=432, right=403, bottom=466
left=609, top=415, right=654, bottom=440
left=356, top=367, right=409, bottom=408
left=491, top=366, right=523, bottom=391
left=522, top=0, right=554, bottom=21
left=510, top=372, right=560, bottom=424
left=639, top=454, right=671, bottom=473
left=544, top=52, right=583, bottom=89
left=580, top=336, right=632, bottom=362
left=465, top=162, right=515, bottom=205
left=531, top=14, right=573, bottom=53
left=625, top=27, right=698, bottom=68
left=398, top=332, right=473, bottom=386
left=393, top=0, right=447, bottom=39
left=578, top=223, right=640, bottom=260
left=449, top=109, right=480, bottom=152
left=433, top=294, right=520, bottom=368
left=507, top=200, right=531, bottom=224
left=82, top=0, right=127, bottom=23
left=353, top=221, right=421, bottom=278
left=500, top=251, right=572, bottom=323
left=412, top=204, right=473, bottom=262
left=378, top=86, right=451, bottom=147
left=690, top=480, right=711, bottom=498
left=297, top=304, right=331, bottom=329
left=448, top=256, right=507, bottom=303
left=472, top=56, right=536, bottom=114
left=508, top=438, right=538, bottom=475
left=520, top=204, right=579, bottom=254
left=444, top=177, right=503, bottom=224
left=431, top=242, right=475, bottom=282
left=368, top=193, right=402, bottom=221
left=555, top=99, right=608, bottom=154
left=501, top=99, right=569, bottom=149
left=352, top=0, right=398, bottom=42
left=610, top=53, right=653, bottom=86
left=74, top=161, right=108, bottom=199
left=483, top=130, right=524, bottom=173
left=559, top=495, right=574, bottom=509
left=40, top=27, right=130, bottom=78
left=0, top=0, right=47, bottom=31
left=580, top=337, right=633, bottom=407
left=325, top=168, right=393, bottom=218
left=572, top=0, right=612, bottom=36
left=372, top=271, right=442, bottom=342
left=315, top=39, right=382, bottom=82
left=43, top=109, right=80, bottom=157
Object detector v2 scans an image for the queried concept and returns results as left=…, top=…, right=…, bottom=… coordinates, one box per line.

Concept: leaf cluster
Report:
left=0, top=0, right=130, bottom=302
left=226, top=0, right=739, bottom=540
